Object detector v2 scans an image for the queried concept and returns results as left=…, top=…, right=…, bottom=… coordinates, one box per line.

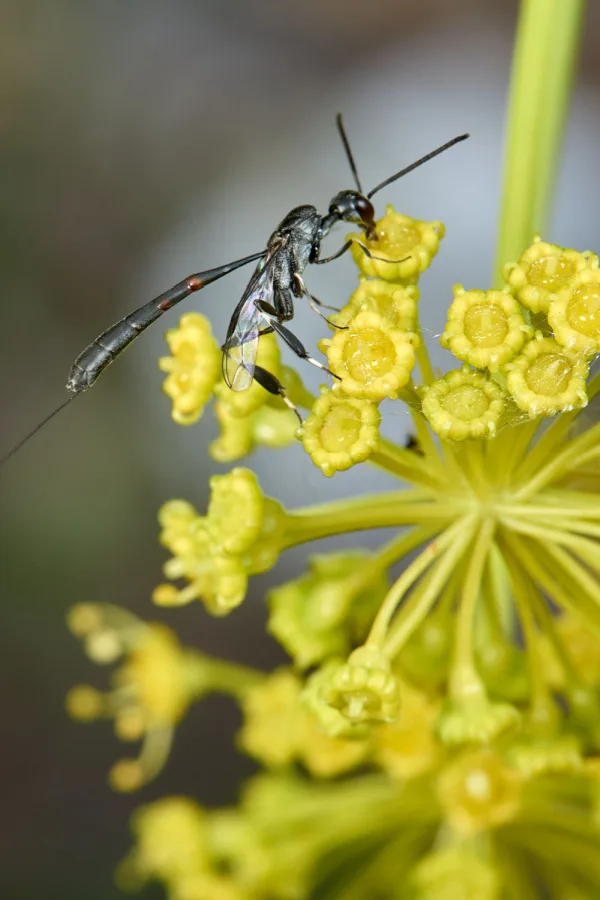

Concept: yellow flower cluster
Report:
left=152, top=468, right=285, bottom=614
left=159, top=315, right=299, bottom=460
left=423, top=238, right=598, bottom=441
left=68, top=202, right=600, bottom=898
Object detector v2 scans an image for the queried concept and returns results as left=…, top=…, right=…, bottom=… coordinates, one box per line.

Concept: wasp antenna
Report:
left=0, top=394, right=77, bottom=467
left=336, top=113, right=364, bottom=194
left=367, top=133, right=470, bottom=200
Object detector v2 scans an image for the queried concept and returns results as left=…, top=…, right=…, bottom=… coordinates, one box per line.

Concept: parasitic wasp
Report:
left=1, top=116, right=468, bottom=464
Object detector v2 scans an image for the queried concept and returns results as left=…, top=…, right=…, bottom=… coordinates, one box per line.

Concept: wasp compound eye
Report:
left=355, top=196, right=375, bottom=226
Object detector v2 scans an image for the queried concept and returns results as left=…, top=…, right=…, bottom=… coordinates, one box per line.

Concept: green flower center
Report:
left=525, top=353, right=572, bottom=394
left=319, top=406, right=361, bottom=453
left=343, top=330, right=395, bottom=380
left=566, top=284, right=600, bottom=337
left=377, top=223, right=420, bottom=256
left=527, top=255, right=576, bottom=291
left=440, top=385, right=489, bottom=420
left=464, top=305, right=509, bottom=347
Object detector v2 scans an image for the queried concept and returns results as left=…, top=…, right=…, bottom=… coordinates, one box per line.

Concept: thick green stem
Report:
left=494, top=0, right=585, bottom=283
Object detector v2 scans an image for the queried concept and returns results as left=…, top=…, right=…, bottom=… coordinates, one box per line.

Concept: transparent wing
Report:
left=222, top=276, right=272, bottom=391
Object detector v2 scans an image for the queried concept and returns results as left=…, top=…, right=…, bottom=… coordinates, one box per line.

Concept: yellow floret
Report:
left=547, top=268, right=600, bottom=356
left=504, top=335, right=589, bottom=417
left=207, top=468, right=265, bottom=556
left=300, top=389, right=380, bottom=477
left=348, top=206, right=445, bottom=282
left=503, top=236, right=598, bottom=314
left=320, top=645, right=401, bottom=725
left=436, top=748, right=522, bottom=835
left=159, top=313, right=221, bottom=425
left=321, top=310, right=417, bottom=401
left=421, top=367, right=508, bottom=440
left=335, top=278, right=419, bottom=331
left=441, top=286, right=533, bottom=372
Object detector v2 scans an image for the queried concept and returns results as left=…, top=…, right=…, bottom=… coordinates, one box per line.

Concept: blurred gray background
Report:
left=1, top=2, right=599, bottom=898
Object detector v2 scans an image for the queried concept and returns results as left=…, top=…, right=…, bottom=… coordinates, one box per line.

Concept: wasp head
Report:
left=327, top=190, right=376, bottom=237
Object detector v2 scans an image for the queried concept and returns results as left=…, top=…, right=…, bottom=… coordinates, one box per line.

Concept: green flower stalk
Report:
left=67, top=1, right=599, bottom=897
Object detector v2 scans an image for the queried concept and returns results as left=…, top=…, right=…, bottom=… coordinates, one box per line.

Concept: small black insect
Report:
left=1, top=116, right=468, bottom=464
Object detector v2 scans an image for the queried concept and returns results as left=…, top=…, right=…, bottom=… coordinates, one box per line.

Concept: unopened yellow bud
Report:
left=320, top=645, right=401, bottom=725
left=67, top=603, right=103, bottom=637
left=441, top=286, right=533, bottom=372
left=65, top=685, right=105, bottom=721
left=421, top=367, right=508, bottom=440
left=322, top=311, right=417, bottom=401
left=335, top=278, right=419, bottom=331
left=115, top=708, right=146, bottom=742
left=300, top=389, right=380, bottom=477
left=109, top=759, right=145, bottom=793
left=159, top=313, right=221, bottom=425
left=505, top=335, right=589, bottom=417
left=504, top=236, right=598, bottom=314
left=548, top=268, right=600, bottom=356
left=302, top=662, right=371, bottom=739
left=349, top=206, right=444, bottom=282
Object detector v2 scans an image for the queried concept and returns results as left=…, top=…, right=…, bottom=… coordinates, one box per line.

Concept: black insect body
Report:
left=1, top=117, right=468, bottom=463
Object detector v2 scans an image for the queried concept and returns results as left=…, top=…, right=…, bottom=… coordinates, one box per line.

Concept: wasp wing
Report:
left=222, top=268, right=274, bottom=392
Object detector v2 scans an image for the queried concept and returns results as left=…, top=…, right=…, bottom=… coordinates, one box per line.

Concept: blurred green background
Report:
left=1, top=2, right=599, bottom=898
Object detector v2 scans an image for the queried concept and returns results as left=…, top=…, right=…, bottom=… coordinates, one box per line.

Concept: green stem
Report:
left=283, top=491, right=459, bottom=547
left=384, top=518, right=478, bottom=659
left=186, top=652, right=265, bottom=701
left=494, top=0, right=585, bottom=283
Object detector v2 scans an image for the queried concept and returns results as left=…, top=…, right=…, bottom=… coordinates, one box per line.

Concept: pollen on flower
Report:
left=300, top=389, right=380, bottom=476
left=503, top=236, right=598, bottom=314
left=548, top=267, right=600, bottom=356
left=348, top=206, right=445, bottom=282
left=421, top=367, right=508, bottom=439
left=321, top=310, right=417, bottom=401
left=504, top=335, right=589, bottom=416
left=334, top=278, right=419, bottom=332
left=158, top=312, right=221, bottom=425
left=441, top=285, right=533, bottom=371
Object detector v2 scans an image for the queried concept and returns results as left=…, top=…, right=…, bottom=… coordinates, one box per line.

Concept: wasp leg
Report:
left=251, top=365, right=303, bottom=425
left=314, top=239, right=409, bottom=266
left=292, top=274, right=346, bottom=330
left=255, top=301, right=341, bottom=381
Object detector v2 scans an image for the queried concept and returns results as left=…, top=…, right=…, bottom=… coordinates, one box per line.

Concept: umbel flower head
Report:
left=67, top=5, right=600, bottom=889
left=69, top=200, right=600, bottom=897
